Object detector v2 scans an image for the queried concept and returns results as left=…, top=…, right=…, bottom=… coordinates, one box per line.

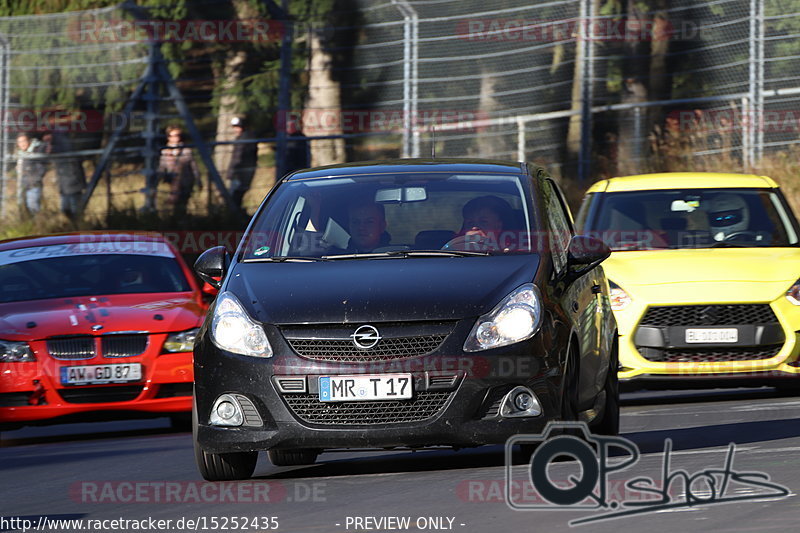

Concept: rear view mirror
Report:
left=563, top=235, right=611, bottom=284
left=375, top=187, right=427, bottom=203
left=194, top=246, right=229, bottom=289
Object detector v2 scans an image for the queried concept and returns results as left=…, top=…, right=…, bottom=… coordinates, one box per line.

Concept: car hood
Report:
left=0, top=293, right=205, bottom=340
left=228, top=255, right=540, bottom=324
left=603, top=248, right=800, bottom=286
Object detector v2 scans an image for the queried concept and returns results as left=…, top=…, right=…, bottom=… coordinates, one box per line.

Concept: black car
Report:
left=192, top=159, right=618, bottom=480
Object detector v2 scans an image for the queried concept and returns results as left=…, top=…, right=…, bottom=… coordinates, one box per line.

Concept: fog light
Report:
left=500, top=386, right=542, bottom=418
left=514, top=391, right=533, bottom=411
left=216, top=401, right=236, bottom=420
left=209, top=394, right=243, bottom=426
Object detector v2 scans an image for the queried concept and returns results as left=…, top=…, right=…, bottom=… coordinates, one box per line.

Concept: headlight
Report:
left=0, top=340, right=35, bottom=362
left=464, top=284, right=542, bottom=352
left=163, top=328, right=200, bottom=353
left=608, top=280, right=632, bottom=311
left=211, top=292, right=272, bottom=357
left=787, top=279, right=800, bottom=306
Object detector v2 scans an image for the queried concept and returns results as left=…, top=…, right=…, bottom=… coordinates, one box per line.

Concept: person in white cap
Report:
left=226, top=117, right=258, bottom=210
left=707, top=193, right=749, bottom=241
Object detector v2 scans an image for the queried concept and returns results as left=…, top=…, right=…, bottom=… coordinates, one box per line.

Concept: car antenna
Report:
left=431, top=126, right=436, bottom=158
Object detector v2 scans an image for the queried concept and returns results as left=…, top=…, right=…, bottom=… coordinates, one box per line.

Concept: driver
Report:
left=708, top=193, right=749, bottom=241
left=443, top=195, right=511, bottom=251
left=345, top=200, right=390, bottom=253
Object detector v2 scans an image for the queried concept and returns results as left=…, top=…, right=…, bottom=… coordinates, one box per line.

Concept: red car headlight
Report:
left=0, top=340, right=35, bottom=362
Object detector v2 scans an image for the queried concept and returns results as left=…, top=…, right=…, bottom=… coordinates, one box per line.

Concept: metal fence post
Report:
left=393, top=0, right=418, bottom=158
left=0, top=35, right=8, bottom=219
left=756, top=0, right=765, bottom=163
left=747, top=0, right=758, bottom=169
left=274, top=0, right=293, bottom=181
left=578, top=0, right=595, bottom=183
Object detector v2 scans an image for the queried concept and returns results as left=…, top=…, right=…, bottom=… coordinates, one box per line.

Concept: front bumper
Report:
left=194, top=323, right=563, bottom=454
left=0, top=338, right=193, bottom=424
left=616, top=297, right=800, bottom=381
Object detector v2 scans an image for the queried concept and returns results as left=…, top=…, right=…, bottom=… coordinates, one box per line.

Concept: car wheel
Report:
left=268, top=449, right=320, bottom=466
left=591, top=338, right=620, bottom=436
left=193, top=397, right=258, bottom=481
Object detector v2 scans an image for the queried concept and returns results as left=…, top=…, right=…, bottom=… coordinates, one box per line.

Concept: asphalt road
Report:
left=1, top=388, right=799, bottom=533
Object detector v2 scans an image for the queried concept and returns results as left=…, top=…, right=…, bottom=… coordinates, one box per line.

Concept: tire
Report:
left=268, top=449, right=320, bottom=467
left=193, top=397, right=258, bottom=481
left=592, top=338, right=620, bottom=436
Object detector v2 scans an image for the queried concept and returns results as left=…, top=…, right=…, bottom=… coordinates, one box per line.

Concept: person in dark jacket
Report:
left=158, top=126, right=199, bottom=216
left=43, top=130, right=86, bottom=219
left=226, top=117, right=258, bottom=210
left=15, top=132, right=47, bottom=215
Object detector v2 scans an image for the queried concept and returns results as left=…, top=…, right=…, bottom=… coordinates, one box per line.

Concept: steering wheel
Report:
left=442, top=233, right=496, bottom=252
left=722, top=230, right=758, bottom=242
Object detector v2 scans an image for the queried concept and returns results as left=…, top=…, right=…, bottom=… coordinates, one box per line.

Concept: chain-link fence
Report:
left=2, top=1, right=799, bottom=224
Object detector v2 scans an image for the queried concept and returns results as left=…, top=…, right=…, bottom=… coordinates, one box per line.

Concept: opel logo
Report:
left=351, top=325, right=381, bottom=349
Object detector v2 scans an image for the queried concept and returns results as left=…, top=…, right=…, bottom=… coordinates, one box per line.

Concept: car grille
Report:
left=282, top=391, right=452, bottom=425
left=57, top=386, right=143, bottom=404
left=641, top=344, right=783, bottom=363
left=101, top=335, right=148, bottom=358
left=287, top=335, right=448, bottom=362
left=47, top=337, right=95, bottom=360
left=639, top=304, right=777, bottom=327
left=47, top=335, right=150, bottom=360
left=281, top=321, right=456, bottom=363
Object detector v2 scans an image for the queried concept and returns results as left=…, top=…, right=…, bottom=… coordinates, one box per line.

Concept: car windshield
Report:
left=0, top=244, right=191, bottom=304
left=241, top=172, right=537, bottom=259
left=585, top=188, right=799, bottom=251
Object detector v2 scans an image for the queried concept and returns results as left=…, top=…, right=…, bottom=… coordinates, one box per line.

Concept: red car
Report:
left=0, top=232, right=207, bottom=429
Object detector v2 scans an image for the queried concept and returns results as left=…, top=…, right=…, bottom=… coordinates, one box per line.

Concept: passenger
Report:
left=343, top=200, right=390, bottom=253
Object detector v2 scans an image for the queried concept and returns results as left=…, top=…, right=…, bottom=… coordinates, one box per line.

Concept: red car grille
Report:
left=47, top=335, right=149, bottom=360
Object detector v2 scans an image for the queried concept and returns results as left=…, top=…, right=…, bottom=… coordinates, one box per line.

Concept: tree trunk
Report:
left=212, top=0, right=257, bottom=176
left=305, top=27, right=345, bottom=166
left=213, top=50, right=248, bottom=175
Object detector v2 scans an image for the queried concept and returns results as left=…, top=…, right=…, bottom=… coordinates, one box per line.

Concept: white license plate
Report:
left=60, top=363, right=142, bottom=386
left=319, top=374, right=413, bottom=402
left=685, top=328, right=739, bottom=343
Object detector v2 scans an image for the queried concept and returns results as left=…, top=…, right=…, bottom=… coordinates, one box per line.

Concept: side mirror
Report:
left=566, top=235, right=611, bottom=279
left=194, top=246, right=230, bottom=289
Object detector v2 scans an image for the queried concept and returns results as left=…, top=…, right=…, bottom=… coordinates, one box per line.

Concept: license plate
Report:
left=319, top=374, right=413, bottom=402
left=685, top=328, right=739, bottom=343
left=60, top=363, right=142, bottom=386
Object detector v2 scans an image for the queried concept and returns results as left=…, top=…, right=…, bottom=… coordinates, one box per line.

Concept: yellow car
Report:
left=576, top=172, right=800, bottom=384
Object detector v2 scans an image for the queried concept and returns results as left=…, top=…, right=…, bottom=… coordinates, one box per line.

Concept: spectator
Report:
left=15, top=132, right=47, bottom=215
left=158, top=126, right=199, bottom=216
left=285, top=120, right=310, bottom=174
left=43, top=130, right=86, bottom=219
left=226, top=116, right=258, bottom=210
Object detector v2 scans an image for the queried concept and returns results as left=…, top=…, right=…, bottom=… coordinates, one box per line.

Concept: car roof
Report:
left=284, top=158, right=527, bottom=181
left=586, top=172, right=779, bottom=193
left=0, top=231, right=172, bottom=253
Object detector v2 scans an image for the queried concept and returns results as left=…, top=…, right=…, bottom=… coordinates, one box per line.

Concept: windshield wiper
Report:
left=322, top=249, right=490, bottom=260
left=243, top=256, right=331, bottom=262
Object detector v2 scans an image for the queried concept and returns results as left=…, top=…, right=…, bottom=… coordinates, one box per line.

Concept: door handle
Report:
left=591, top=284, right=602, bottom=294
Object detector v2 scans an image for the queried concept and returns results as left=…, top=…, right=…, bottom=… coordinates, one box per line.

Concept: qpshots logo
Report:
left=505, top=422, right=790, bottom=526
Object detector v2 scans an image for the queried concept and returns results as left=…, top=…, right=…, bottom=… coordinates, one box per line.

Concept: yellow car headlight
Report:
left=609, top=280, right=632, bottom=311
left=787, top=279, right=800, bottom=306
